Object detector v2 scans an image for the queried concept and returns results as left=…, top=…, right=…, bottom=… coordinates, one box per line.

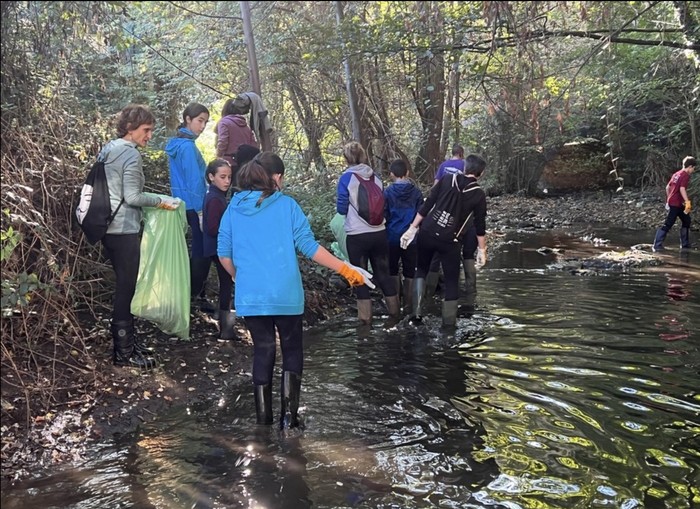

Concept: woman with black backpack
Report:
left=400, top=154, right=488, bottom=326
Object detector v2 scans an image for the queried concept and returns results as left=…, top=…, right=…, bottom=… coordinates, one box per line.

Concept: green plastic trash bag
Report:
left=131, top=194, right=190, bottom=339
left=329, top=213, right=349, bottom=262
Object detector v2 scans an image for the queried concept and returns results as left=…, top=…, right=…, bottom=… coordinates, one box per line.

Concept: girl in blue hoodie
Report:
left=165, top=103, right=214, bottom=314
left=218, top=152, right=373, bottom=430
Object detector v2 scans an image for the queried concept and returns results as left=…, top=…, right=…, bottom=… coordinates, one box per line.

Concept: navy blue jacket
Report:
left=384, top=180, right=424, bottom=245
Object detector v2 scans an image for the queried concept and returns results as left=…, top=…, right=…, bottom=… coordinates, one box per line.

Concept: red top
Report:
left=666, top=169, right=690, bottom=207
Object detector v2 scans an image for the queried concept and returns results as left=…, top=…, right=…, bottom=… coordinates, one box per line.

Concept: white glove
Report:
left=475, top=247, right=487, bottom=269
left=157, top=196, right=181, bottom=211
left=400, top=225, right=418, bottom=250
left=198, top=211, right=204, bottom=231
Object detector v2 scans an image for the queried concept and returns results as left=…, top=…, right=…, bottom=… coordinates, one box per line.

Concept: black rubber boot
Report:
left=280, top=371, right=302, bottom=430
left=254, top=384, right=273, bottom=425
left=680, top=227, right=691, bottom=249
left=111, top=320, right=157, bottom=369
left=442, top=300, right=459, bottom=327
left=653, top=228, right=668, bottom=252
left=462, top=258, right=477, bottom=311
left=128, top=318, right=155, bottom=355
left=411, top=277, right=427, bottom=322
left=218, top=310, right=238, bottom=340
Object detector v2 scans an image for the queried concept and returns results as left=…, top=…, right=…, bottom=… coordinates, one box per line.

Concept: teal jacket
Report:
left=217, top=190, right=320, bottom=316
left=100, top=138, right=160, bottom=235
left=165, top=128, right=207, bottom=212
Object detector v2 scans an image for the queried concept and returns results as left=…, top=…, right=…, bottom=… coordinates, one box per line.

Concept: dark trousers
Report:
left=187, top=209, right=210, bottom=297
left=659, top=206, right=691, bottom=232
left=212, top=256, right=233, bottom=311
left=346, top=230, right=397, bottom=299
left=415, top=231, right=462, bottom=301
left=102, top=233, right=141, bottom=322
left=245, top=314, right=304, bottom=386
left=388, top=242, right=417, bottom=278
left=461, top=226, right=478, bottom=260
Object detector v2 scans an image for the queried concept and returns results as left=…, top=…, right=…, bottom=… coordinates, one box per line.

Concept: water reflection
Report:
left=2, top=229, right=698, bottom=508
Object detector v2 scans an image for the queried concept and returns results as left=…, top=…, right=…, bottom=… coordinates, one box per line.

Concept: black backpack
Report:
left=75, top=158, right=123, bottom=244
left=422, top=174, right=481, bottom=243
left=353, top=173, right=385, bottom=226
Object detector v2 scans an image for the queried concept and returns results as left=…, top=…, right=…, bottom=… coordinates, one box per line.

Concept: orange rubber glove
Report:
left=338, top=262, right=375, bottom=289
left=684, top=200, right=691, bottom=214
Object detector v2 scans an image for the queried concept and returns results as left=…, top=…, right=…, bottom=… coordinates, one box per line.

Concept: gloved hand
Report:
left=338, top=262, right=376, bottom=289
left=684, top=200, right=691, bottom=214
left=665, top=203, right=670, bottom=212
left=400, top=225, right=418, bottom=250
left=157, top=196, right=181, bottom=210
left=475, top=247, right=487, bottom=269
left=198, top=211, right=204, bottom=231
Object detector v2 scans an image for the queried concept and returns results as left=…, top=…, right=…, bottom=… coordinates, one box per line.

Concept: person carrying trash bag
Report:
left=98, top=104, right=180, bottom=369
left=131, top=193, right=190, bottom=341
left=400, top=154, right=488, bottom=327
left=218, top=152, right=374, bottom=430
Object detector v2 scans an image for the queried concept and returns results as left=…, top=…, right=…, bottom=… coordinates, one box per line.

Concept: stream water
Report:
left=2, top=227, right=699, bottom=509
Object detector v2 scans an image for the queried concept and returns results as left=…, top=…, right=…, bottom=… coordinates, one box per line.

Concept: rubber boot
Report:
left=111, top=320, right=157, bottom=369
left=402, top=277, right=414, bottom=314
left=218, top=310, right=237, bottom=340
left=254, top=384, right=273, bottom=425
left=442, top=300, right=459, bottom=327
left=357, top=299, right=372, bottom=324
left=390, top=276, right=401, bottom=300
left=280, top=371, right=302, bottom=430
left=411, top=278, right=427, bottom=321
left=680, top=227, right=691, bottom=249
left=653, top=228, right=667, bottom=252
left=128, top=318, right=155, bottom=355
left=385, top=295, right=400, bottom=318
left=462, top=258, right=477, bottom=311
left=425, top=271, right=440, bottom=298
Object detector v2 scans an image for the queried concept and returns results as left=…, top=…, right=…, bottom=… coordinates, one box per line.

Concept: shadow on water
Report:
left=3, top=228, right=699, bottom=508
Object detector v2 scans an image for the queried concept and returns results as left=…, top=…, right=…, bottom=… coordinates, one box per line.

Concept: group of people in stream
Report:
left=93, top=101, right=695, bottom=433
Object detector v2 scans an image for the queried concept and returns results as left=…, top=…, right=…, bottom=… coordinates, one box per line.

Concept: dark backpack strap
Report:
left=107, top=198, right=125, bottom=224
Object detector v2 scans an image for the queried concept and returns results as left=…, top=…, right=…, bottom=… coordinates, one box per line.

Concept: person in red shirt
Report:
left=653, top=156, right=696, bottom=251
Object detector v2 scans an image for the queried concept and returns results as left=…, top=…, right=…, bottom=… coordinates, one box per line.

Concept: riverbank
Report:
left=0, top=188, right=683, bottom=485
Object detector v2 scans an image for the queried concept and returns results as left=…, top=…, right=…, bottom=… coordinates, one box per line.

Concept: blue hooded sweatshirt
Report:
left=165, top=128, right=207, bottom=212
left=383, top=180, right=424, bottom=245
left=217, top=190, right=320, bottom=317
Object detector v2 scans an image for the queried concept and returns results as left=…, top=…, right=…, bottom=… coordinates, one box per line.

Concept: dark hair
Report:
left=179, top=102, right=209, bottom=128
left=451, top=144, right=464, bottom=157
left=682, top=156, right=696, bottom=169
left=221, top=98, right=247, bottom=117
left=389, top=159, right=408, bottom=178
left=206, top=158, right=231, bottom=183
left=464, top=154, right=487, bottom=177
left=235, top=144, right=261, bottom=168
left=237, top=152, right=285, bottom=206
left=116, top=104, right=155, bottom=138
left=343, top=141, right=368, bottom=166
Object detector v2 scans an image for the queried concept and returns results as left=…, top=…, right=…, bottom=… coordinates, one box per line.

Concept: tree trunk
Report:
left=286, top=80, right=326, bottom=172
left=412, top=2, right=446, bottom=184
left=335, top=1, right=365, bottom=146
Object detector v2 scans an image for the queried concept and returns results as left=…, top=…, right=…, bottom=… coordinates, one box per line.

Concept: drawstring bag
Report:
left=131, top=194, right=190, bottom=339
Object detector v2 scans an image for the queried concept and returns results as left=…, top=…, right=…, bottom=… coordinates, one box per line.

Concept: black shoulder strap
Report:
left=98, top=148, right=125, bottom=225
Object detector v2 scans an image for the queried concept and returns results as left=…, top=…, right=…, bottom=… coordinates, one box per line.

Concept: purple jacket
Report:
left=216, top=115, right=258, bottom=168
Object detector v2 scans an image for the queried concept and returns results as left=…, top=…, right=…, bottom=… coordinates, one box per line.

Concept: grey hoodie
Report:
left=99, top=138, right=160, bottom=234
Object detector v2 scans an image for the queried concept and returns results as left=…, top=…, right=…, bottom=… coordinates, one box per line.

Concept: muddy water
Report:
left=3, top=228, right=699, bottom=508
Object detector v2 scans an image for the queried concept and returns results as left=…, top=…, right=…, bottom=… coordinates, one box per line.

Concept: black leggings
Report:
left=212, top=256, right=233, bottom=310
left=245, top=314, right=304, bottom=386
left=415, top=231, right=462, bottom=301
left=388, top=242, right=417, bottom=278
left=102, top=233, right=141, bottom=322
left=346, top=230, right=397, bottom=299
